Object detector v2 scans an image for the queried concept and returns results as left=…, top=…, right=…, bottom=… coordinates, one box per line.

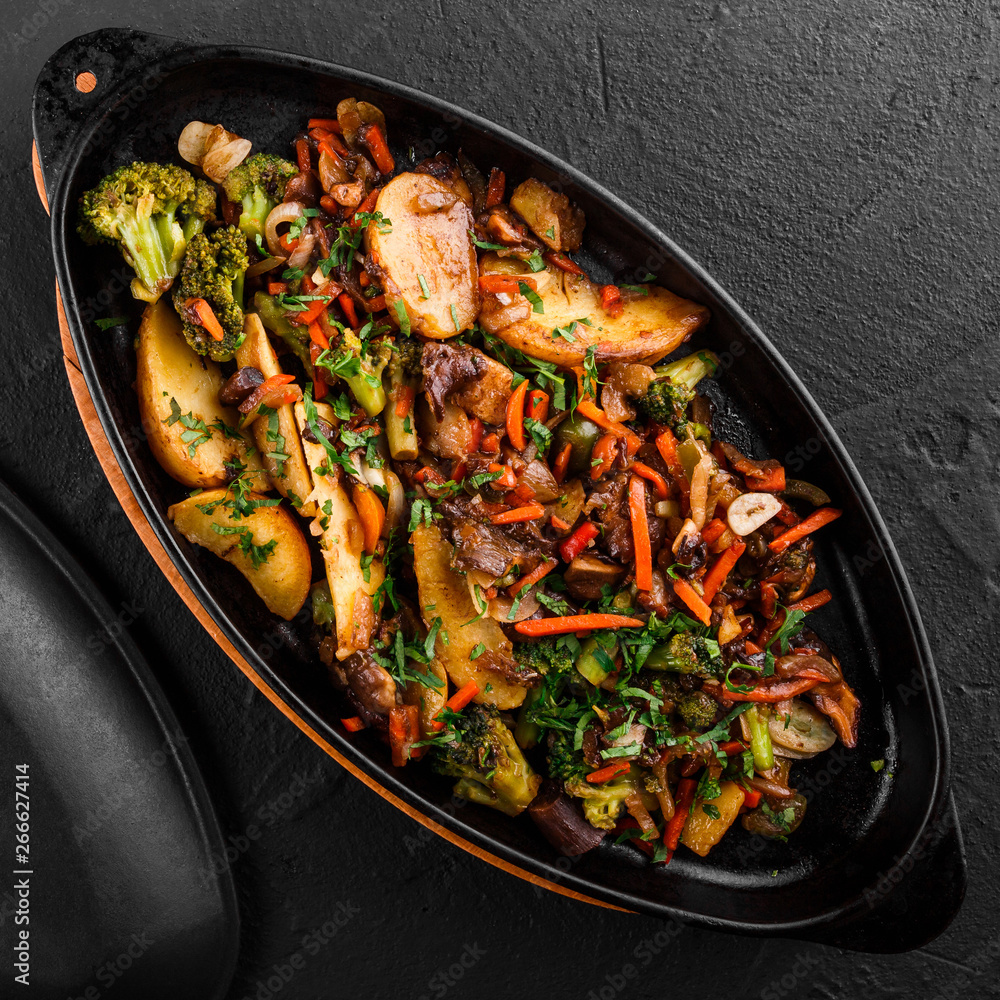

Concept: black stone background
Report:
left=4, top=1, right=999, bottom=997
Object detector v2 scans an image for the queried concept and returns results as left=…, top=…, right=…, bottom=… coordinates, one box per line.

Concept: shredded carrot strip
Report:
left=655, top=429, right=690, bottom=503
left=514, top=613, right=644, bottom=637
left=672, top=578, right=712, bottom=626
left=630, top=462, right=668, bottom=499
left=552, top=442, right=573, bottom=484
left=186, top=298, right=225, bottom=341
left=701, top=518, right=727, bottom=544
left=590, top=433, right=618, bottom=479
left=629, top=476, right=653, bottom=591
left=361, top=123, right=394, bottom=174
left=527, top=389, right=549, bottom=423
left=364, top=294, right=386, bottom=313
left=308, top=321, right=329, bottom=350
left=506, top=379, right=529, bottom=450
left=769, top=508, right=842, bottom=553
left=787, top=589, right=833, bottom=613
left=586, top=761, right=631, bottom=785
left=351, top=483, right=385, bottom=555
left=308, top=117, right=341, bottom=132
left=341, top=716, right=365, bottom=732
left=338, top=292, right=359, bottom=328
left=468, top=416, right=484, bottom=454
left=701, top=539, right=747, bottom=604
left=550, top=515, right=571, bottom=532
left=508, top=559, right=556, bottom=597
left=446, top=681, right=479, bottom=713
left=663, top=778, right=696, bottom=851
left=394, top=384, right=415, bottom=419
left=490, top=503, right=545, bottom=525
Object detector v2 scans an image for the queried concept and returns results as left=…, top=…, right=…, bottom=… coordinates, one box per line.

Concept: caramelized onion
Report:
left=600, top=363, right=656, bottom=423
left=264, top=201, right=305, bottom=257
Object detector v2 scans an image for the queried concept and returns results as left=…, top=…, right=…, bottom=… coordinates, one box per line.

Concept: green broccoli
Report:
left=430, top=704, right=541, bottom=816
left=545, top=729, right=588, bottom=782
left=221, top=153, right=298, bottom=243
left=644, top=632, right=722, bottom=678
left=638, top=350, right=719, bottom=425
left=677, top=690, right=718, bottom=730
left=514, top=638, right=574, bottom=677
left=564, top=769, right=640, bottom=831
left=395, top=337, right=424, bottom=380
left=316, top=329, right=391, bottom=417
left=172, top=225, right=249, bottom=361
left=77, top=161, right=216, bottom=302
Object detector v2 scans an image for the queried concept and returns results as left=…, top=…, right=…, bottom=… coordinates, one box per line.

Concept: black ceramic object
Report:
left=32, top=27, right=965, bottom=950
left=0, top=477, right=238, bottom=997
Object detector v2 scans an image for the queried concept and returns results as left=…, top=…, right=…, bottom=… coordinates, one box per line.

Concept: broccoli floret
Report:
left=431, top=704, right=541, bottom=816
left=221, top=153, right=298, bottom=243
left=638, top=350, right=719, bottom=424
left=644, top=633, right=722, bottom=678
left=395, top=337, right=424, bottom=380
left=678, top=690, right=718, bottom=730
left=514, top=638, right=573, bottom=676
left=545, top=730, right=587, bottom=782
left=172, top=225, right=249, bottom=361
left=317, top=330, right=390, bottom=417
left=564, top=770, right=639, bottom=831
left=77, top=161, right=217, bottom=302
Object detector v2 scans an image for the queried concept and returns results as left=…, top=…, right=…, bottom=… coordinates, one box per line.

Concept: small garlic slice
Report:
left=726, top=492, right=783, bottom=536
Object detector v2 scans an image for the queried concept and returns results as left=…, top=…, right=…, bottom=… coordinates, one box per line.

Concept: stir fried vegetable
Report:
left=80, top=106, right=858, bottom=868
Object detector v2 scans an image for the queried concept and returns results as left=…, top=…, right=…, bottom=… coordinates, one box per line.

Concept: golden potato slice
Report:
left=479, top=254, right=709, bottom=367
left=136, top=298, right=259, bottom=488
left=411, top=523, right=526, bottom=709
left=367, top=172, right=479, bottom=339
left=681, top=780, right=746, bottom=857
left=509, top=177, right=585, bottom=251
left=236, top=313, right=314, bottom=513
left=168, top=489, right=311, bottom=621
left=447, top=350, right=513, bottom=426
left=294, top=402, right=385, bottom=660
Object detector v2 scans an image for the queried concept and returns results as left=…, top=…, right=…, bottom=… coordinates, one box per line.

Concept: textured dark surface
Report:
left=4, top=2, right=997, bottom=997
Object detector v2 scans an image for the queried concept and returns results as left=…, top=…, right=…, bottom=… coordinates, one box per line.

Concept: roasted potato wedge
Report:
left=237, top=313, right=314, bottom=512
left=136, top=298, right=259, bottom=488
left=411, top=523, right=526, bottom=709
left=168, top=489, right=311, bottom=621
left=367, top=172, right=479, bottom=338
left=681, top=780, right=746, bottom=857
left=478, top=254, right=709, bottom=366
left=509, top=177, right=585, bottom=251
left=294, top=402, right=385, bottom=660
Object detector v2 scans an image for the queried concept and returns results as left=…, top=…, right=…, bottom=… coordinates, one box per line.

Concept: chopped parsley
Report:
left=210, top=523, right=277, bottom=569
left=518, top=281, right=544, bottom=313
left=163, top=398, right=212, bottom=458
left=417, top=274, right=431, bottom=299
left=95, top=316, right=128, bottom=330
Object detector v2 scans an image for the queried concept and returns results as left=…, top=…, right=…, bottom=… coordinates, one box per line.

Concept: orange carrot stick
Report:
left=629, top=476, right=653, bottom=591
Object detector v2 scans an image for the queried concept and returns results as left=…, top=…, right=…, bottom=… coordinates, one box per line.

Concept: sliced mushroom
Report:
left=768, top=698, right=837, bottom=758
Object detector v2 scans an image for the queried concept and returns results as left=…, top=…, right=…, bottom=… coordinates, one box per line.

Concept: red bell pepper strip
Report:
left=485, top=168, right=505, bottom=207
left=585, top=761, right=631, bottom=784
left=388, top=705, right=420, bottom=766
left=341, top=716, right=365, bottom=733
left=664, top=778, right=696, bottom=851
left=559, top=521, right=599, bottom=563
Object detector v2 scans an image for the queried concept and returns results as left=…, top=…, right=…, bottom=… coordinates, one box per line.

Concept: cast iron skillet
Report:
left=0, top=476, right=238, bottom=998
left=33, top=27, right=965, bottom=951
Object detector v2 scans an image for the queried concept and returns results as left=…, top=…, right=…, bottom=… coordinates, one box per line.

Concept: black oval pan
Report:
left=33, top=27, right=965, bottom=951
left=0, top=476, right=238, bottom=998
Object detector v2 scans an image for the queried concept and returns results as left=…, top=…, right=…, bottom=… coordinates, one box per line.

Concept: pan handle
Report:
left=794, top=794, right=967, bottom=953
left=31, top=27, right=188, bottom=202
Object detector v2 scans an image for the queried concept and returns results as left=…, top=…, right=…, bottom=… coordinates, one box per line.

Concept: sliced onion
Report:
left=775, top=654, right=841, bottom=683
left=264, top=201, right=305, bottom=257
left=489, top=587, right=540, bottom=623
left=319, top=149, right=350, bottom=191
left=287, top=229, right=316, bottom=270
left=688, top=453, right=714, bottom=529
left=383, top=469, right=406, bottom=533
left=245, top=256, right=287, bottom=279
left=726, top=492, right=783, bottom=536
left=519, top=459, right=561, bottom=503
left=329, top=180, right=366, bottom=208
